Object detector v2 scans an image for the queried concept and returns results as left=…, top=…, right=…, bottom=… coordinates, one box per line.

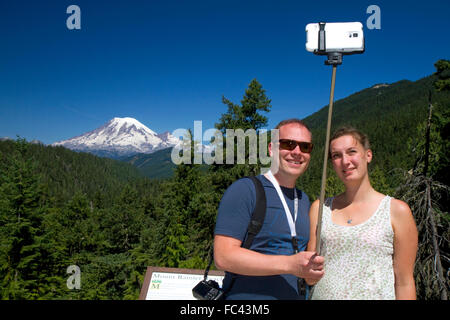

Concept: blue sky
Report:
left=0, top=0, right=449, bottom=145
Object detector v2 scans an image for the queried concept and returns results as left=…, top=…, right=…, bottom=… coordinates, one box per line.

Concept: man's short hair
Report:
left=275, top=118, right=311, bottom=132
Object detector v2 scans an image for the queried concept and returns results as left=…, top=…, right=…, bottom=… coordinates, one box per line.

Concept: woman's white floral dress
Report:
left=311, top=196, right=396, bottom=300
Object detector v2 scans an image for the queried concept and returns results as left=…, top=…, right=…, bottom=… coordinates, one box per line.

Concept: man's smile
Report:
left=286, top=159, right=303, bottom=166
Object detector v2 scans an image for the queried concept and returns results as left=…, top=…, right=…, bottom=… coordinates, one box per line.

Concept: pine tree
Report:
left=212, top=79, right=272, bottom=187
left=216, top=78, right=272, bottom=133
left=0, top=139, right=51, bottom=299
left=434, top=59, right=450, bottom=92
left=103, top=184, right=144, bottom=254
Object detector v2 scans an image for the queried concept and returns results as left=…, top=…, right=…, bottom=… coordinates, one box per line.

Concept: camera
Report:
left=192, top=279, right=225, bottom=300
left=306, top=22, right=364, bottom=54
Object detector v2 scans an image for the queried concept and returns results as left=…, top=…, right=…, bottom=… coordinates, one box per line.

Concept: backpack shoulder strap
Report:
left=242, top=176, right=267, bottom=249
left=205, top=176, right=267, bottom=296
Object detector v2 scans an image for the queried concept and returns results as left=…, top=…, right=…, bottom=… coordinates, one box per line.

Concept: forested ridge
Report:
left=0, top=61, right=448, bottom=299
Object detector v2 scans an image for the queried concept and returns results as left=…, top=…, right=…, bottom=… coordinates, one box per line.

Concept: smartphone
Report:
left=306, top=22, right=364, bottom=54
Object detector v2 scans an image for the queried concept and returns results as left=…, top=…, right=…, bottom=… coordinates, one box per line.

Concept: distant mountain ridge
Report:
left=120, top=147, right=177, bottom=179
left=52, top=117, right=180, bottom=158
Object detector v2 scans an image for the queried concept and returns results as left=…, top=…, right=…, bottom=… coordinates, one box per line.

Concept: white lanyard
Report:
left=265, top=170, right=298, bottom=238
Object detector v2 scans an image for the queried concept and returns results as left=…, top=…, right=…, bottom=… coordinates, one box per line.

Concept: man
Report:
left=214, top=119, right=325, bottom=300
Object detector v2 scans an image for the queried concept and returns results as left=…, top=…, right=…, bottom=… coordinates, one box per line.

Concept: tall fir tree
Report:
left=216, top=78, right=272, bottom=133
left=212, top=78, right=272, bottom=188
left=0, top=139, right=53, bottom=299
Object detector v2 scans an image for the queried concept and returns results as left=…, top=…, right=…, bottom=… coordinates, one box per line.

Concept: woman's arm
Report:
left=391, top=199, right=418, bottom=300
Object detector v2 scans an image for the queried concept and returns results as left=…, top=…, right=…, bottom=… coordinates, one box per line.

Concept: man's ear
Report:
left=268, top=141, right=273, bottom=157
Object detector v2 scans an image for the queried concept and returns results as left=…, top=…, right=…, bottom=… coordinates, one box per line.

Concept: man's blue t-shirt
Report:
left=214, top=175, right=310, bottom=300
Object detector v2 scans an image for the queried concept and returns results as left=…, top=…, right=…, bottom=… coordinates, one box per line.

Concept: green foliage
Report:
left=121, top=148, right=176, bottom=179
left=324, top=170, right=345, bottom=199
left=434, top=59, right=450, bottom=92
left=211, top=78, right=272, bottom=189
left=408, top=105, right=450, bottom=185
left=216, top=78, right=271, bottom=133
left=0, top=139, right=60, bottom=299
left=369, top=165, right=395, bottom=196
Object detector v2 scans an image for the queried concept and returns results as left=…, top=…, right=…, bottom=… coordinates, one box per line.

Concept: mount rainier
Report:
left=52, top=117, right=180, bottom=158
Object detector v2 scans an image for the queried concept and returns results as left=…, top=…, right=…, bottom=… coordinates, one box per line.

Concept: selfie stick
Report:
left=299, top=51, right=341, bottom=300
left=315, top=53, right=341, bottom=255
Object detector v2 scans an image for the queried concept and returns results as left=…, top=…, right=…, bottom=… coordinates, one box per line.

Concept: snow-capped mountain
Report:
left=52, top=117, right=180, bottom=158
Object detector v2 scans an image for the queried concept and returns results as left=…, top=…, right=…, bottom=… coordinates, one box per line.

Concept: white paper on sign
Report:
left=145, top=272, right=224, bottom=300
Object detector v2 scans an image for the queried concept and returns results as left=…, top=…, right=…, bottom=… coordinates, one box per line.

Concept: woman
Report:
left=306, top=127, right=418, bottom=300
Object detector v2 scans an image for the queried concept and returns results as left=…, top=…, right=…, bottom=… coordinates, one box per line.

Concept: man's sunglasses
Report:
left=278, top=139, right=314, bottom=153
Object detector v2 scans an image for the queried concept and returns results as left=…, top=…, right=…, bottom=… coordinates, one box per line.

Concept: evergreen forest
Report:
left=0, top=60, right=448, bottom=300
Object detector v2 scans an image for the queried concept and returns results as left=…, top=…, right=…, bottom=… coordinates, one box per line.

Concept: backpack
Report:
left=193, top=176, right=266, bottom=299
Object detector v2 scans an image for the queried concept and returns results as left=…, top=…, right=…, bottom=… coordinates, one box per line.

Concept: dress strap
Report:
left=321, top=197, right=333, bottom=226
left=378, top=196, right=393, bottom=225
